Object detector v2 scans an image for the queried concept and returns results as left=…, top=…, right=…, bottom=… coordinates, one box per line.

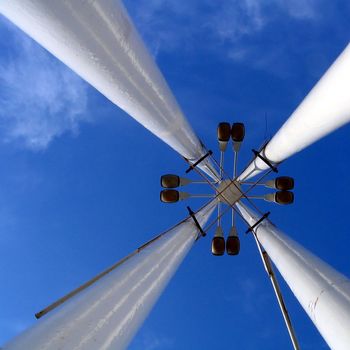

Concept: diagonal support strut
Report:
left=252, top=233, right=301, bottom=350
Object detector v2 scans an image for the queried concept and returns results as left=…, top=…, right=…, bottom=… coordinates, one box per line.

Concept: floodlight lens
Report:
left=275, top=191, right=294, bottom=205
left=226, top=236, right=240, bottom=255
left=231, top=123, right=245, bottom=142
left=160, top=189, right=180, bottom=203
left=211, top=236, right=225, bottom=256
left=161, top=174, right=180, bottom=188
left=217, top=122, right=231, bottom=142
left=275, top=176, right=294, bottom=190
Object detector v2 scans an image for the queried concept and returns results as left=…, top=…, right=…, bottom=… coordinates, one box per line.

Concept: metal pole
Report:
left=233, top=150, right=238, bottom=178
left=236, top=201, right=350, bottom=350
left=239, top=43, right=350, bottom=181
left=252, top=233, right=300, bottom=350
left=0, top=0, right=219, bottom=181
left=3, top=201, right=217, bottom=350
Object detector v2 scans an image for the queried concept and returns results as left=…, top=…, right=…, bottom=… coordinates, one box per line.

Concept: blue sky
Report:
left=0, top=0, right=350, bottom=348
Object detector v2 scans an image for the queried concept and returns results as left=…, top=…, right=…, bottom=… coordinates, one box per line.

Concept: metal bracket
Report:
left=252, top=149, right=278, bottom=173
left=246, top=211, right=270, bottom=234
left=185, top=150, right=213, bottom=173
left=187, top=206, right=206, bottom=239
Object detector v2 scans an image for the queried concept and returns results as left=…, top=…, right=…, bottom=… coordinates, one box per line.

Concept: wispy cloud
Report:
left=129, top=329, right=174, bottom=350
left=126, top=0, right=321, bottom=54
left=125, top=0, right=322, bottom=78
left=205, top=0, right=266, bottom=43
left=210, top=0, right=320, bottom=43
left=277, top=0, right=320, bottom=20
left=0, top=19, right=90, bottom=150
left=0, top=1, right=323, bottom=152
left=142, top=332, right=174, bottom=350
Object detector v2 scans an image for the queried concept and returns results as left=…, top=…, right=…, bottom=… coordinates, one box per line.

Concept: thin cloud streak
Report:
left=129, top=329, right=175, bottom=350
left=0, top=19, right=90, bottom=150
left=126, top=0, right=321, bottom=55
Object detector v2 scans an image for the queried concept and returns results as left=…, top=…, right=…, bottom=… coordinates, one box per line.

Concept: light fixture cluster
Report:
left=160, top=122, right=294, bottom=256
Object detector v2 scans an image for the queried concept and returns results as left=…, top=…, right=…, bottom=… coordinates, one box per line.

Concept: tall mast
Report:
left=0, top=0, right=219, bottom=180
left=236, top=201, right=350, bottom=350
left=239, top=43, right=350, bottom=181
left=2, top=201, right=216, bottom=350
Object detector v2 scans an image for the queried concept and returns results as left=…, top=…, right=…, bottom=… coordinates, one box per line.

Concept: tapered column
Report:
left=0, top=0, right=218, bottom=180
left=2, top=201, right=216, bottom=350
left=236, top=202, right=350, bottom=350
left=239, top=43, right=350, bottom=181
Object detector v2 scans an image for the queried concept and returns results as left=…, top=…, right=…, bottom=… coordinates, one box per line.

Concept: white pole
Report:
left=236, top=202, right=350, bottom=350
left=2, top=201, right=216, bottom=350
left=239, top=43, right=350, bottom=181
left=0, top=0, right=219, bottom=180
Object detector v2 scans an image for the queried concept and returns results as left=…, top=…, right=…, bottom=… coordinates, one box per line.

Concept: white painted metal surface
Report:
left=2, top=201, right=216, bottom=350
left=217, top=179, right=241, bottom=205
left=236, top=202, right=350, bottom=350
left=239, top=43, right=350, bottom=181
left=0, top=0, right=218, bottom=180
